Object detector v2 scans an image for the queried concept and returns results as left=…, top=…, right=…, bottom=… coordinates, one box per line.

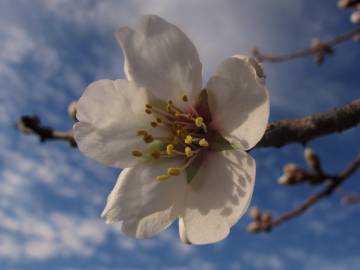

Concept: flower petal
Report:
left=206, top=55, right=269, bottom=150
left=74, top=79, right=164, bottom=168
left=182, top=150, right=256, bottom=244
left=101, top=158, right=187, bottom=238
left=115, top=14, right=202, bottom=103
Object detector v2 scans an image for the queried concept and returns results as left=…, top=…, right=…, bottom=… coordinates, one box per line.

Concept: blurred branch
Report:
left=256, top=98, right=360, bottom=148
left=16, top=115, right=76, bottom=147
left=252, top=27, right=360, bottom=64
left=247, top=152, right=360, bottom=233
left=338, top=0, right=360, bottom=9
left=16, top=99, right=360, bottom=149
left=338, top=188, right=360, bottom=204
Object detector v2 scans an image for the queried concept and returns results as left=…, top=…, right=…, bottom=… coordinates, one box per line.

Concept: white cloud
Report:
left=0, top=208, right=108, bottom=260
left=242, top=251, right=285, bottom=270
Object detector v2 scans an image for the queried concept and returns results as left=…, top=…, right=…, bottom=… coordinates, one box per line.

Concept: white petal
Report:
left=74, top=79, right=164, bottom=168
left=116, top=14, right=202, bottom=103
left=182, top=150, right=256, bottom=245
left=206, top=55, right=269, bottom=150
left=101, top=158, right=186, bottom=238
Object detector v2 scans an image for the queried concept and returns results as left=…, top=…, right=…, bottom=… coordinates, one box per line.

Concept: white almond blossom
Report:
left=73, top=14, right=269, bottom=245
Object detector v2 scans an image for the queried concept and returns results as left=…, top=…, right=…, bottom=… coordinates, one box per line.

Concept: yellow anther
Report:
left=167, top=167, right=181, bottom=176
left=166, top=144, right=174, bottom=155
left=137, top=130, right=148, bottom=137
left=184, top=135, right=193, bottom=145
left=199, top=138, right=209, bottom=147
left=145, top=104, right=152, bottom=109
left=131, top=151, right=143, bottom=157
left=185, top=146, right=193, bottom=157
left=143, top=135, right=154, bottom=143
left=156, top=174, right=170, bottom=181
left=167, top=99, right=173, bottom=105
left=166, top=104, right=174, bottom=113
left=175, top=111, right=181, bottom=117
left=145, top=109, right=152, bottom=114
left=150, top=122, right=158, bottom=128
left=156, top=117, right=162, bottom=123
left=172, top=136, right=179, bottom=145
left=195, top=117, right=204, bottom=127
left=181, top=95, right=188, bottom=102
left=151, top=151, right=160, bottom=159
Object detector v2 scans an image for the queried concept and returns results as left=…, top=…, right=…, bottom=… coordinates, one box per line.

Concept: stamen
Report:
left=185, top=147, right=193, bottom=157
left=195, top=117, right=204, bottom=127
left=143, top=135, right=154, bottom=143
left=199, top=138, right=209, bottom=147
left=150, top=106, right=176, bottom=118
left=181, top=95, right=188, bottom=102
left=156, top=174, right=170, bottom=181
left=167, top=167, right=181, bottom=176
left=156, top=117, right=162, bottom=123
left=137, top=130, right=148, bottom=137
left=145, top=104, right=152, bottom=109
left=150, top=122, right=158, bottom=128
left=145, top=109, right=152, bottom=114
left=167, top=99, right=173, bottom=105
left=166, top=144, right=174, bottom=155
left=131, top=151, right=143, bottom=157
left=166, top=104, right=174, bottom=114
left=184, top=135, right=193, bottom=145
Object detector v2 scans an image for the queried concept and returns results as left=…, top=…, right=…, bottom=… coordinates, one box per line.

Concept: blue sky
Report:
left=0, top=0, right=359, bottom=269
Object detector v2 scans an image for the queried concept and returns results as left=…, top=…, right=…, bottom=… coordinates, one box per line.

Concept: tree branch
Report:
left=247, top=153, right=360, bottom=233
left=16, top=115, right=76, bottom=147
left=16, top=99, right=360, bottom=149
left=256, top=98, right=360, bottom=148
left=252, top=27, right=360, bottom=64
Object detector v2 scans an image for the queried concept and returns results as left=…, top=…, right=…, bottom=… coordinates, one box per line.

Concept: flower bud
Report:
left=304, top=147, right=319, bottom=169
left=278, top=175, right=291, bottom=185
left=338, top=0, right=360, bottom=9
left=246, top=222, right=261, bottom=233
left=262, top=212, right=273, bottom=223
left=249, top=207, right=261, bottom=221
left=351, top=10, right=360, bottom=23
left=284, top=163, right=298, bottom=175
left=278, top=163, right=306, bottom=185
left=67, top=101, right=77, bottom=121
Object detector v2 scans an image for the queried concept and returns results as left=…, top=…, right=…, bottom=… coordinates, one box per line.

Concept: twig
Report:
left=16, top=115, right=76, bottom=147
left=252, top=27, right=360, bottom=64
left=256, top=99, right=360, bottom=148
left=247, top=154, right=360, bottom=233
left=16, top=99, right=360, bottom=149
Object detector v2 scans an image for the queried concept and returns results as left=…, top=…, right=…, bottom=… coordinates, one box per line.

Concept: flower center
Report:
left=131, top=94, right=210, bottom=181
